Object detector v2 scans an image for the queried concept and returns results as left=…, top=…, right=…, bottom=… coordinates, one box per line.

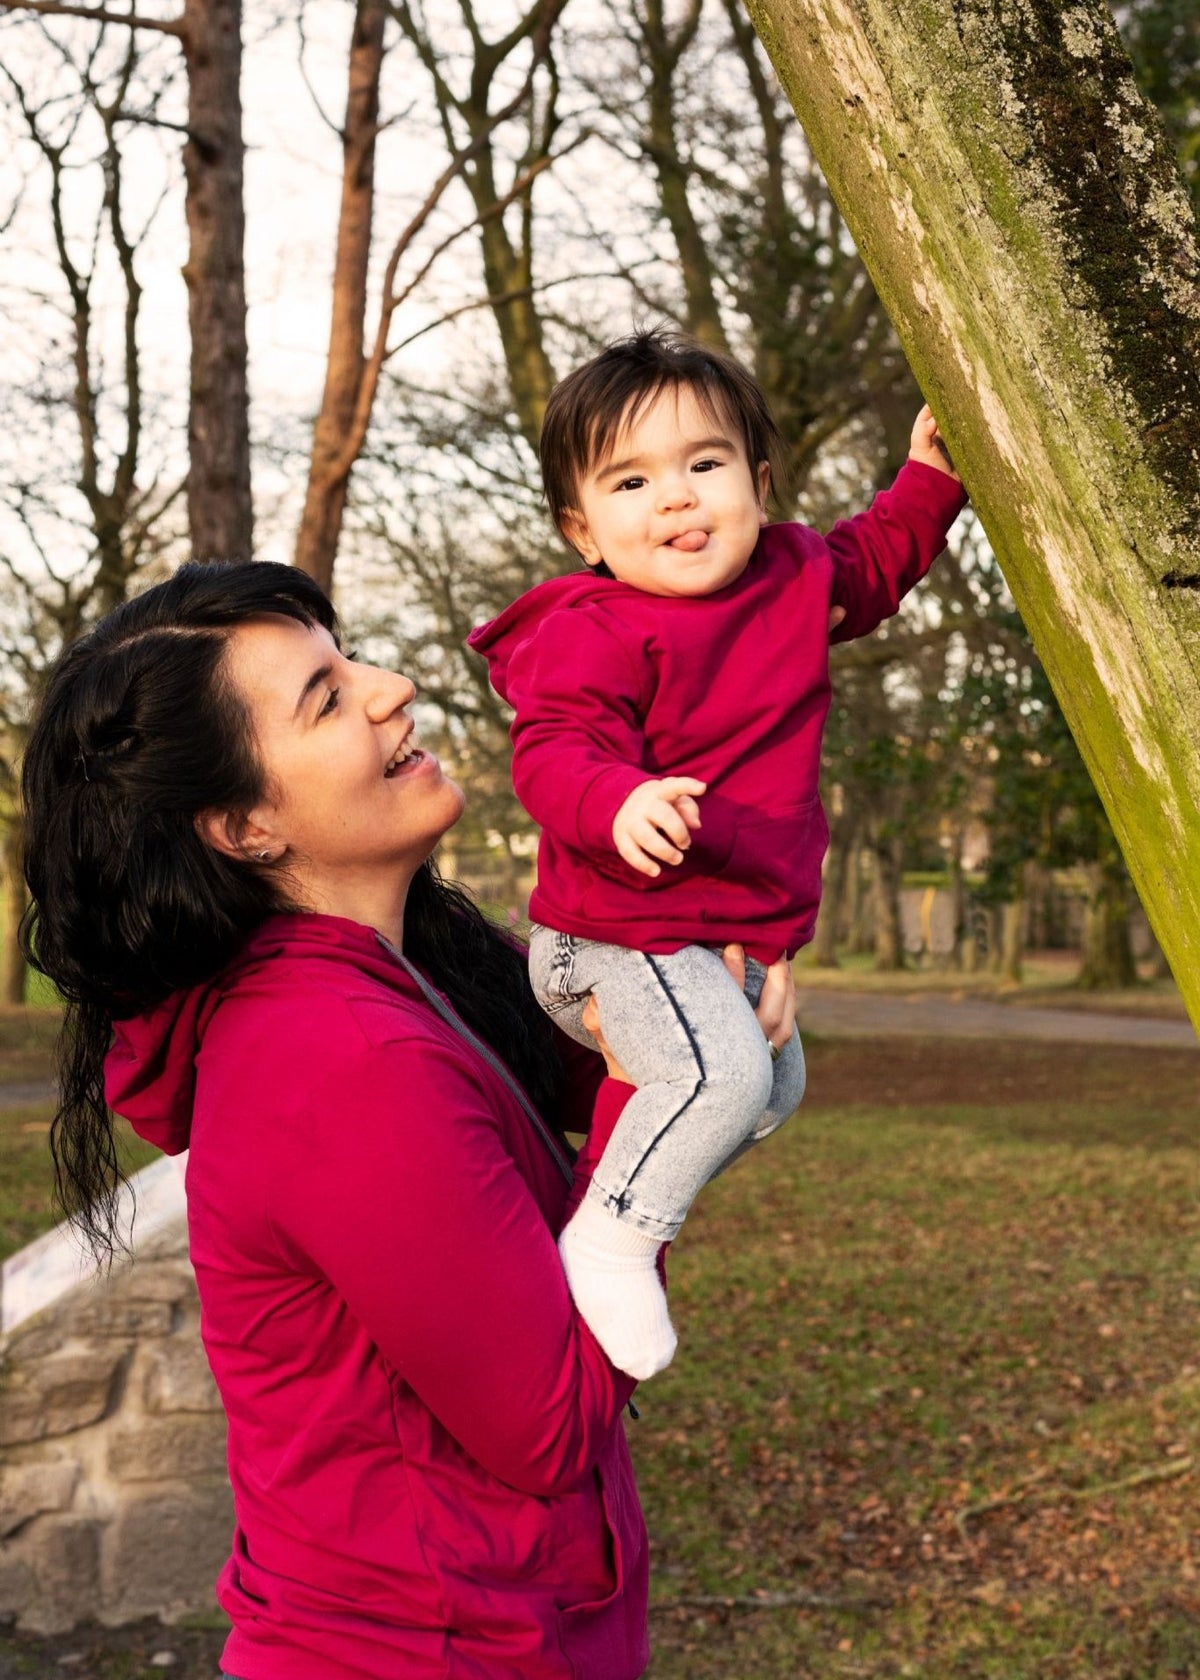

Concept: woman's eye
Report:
left=319, top=687, right=341, bottom=718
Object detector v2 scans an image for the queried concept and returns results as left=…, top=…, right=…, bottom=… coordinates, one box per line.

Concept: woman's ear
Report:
left=194, top=807, right=279, bottom=865
left=756, top=460, right=771, bottom=522
left=560, top=509, right=602, bottom=568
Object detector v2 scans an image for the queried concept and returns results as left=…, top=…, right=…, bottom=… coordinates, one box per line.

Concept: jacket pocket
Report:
left=697, top=796, right=828, bottom=923
left=583, top=790, right=739, bottom=897
left=556, top=1435, right=650, bottom=1680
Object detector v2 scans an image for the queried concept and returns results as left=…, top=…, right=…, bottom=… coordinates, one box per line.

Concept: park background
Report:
left=0, top=0, right=1198, bottom=1674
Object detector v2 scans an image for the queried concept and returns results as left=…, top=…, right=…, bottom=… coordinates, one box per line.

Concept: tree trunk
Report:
left=745, top=0, right=1200, bottom=1032
left=462, top=188, right=554, bottom=452
left=641, top=1, right=730, bottom=351
left=871, top=837, right=905, bottom=971
left=844, top=846, right=873, bottom=954
left=181, top=0, right=252, bottom=563
left=812, top=812, right=855, bottom=967
left=1001, top=897, right=1024, bottom=986
left=2, top=819, right=27, bottom=1008
left=1150, top=947, right=1174, bottom=983
left=1143, top=924, right=1174, bottom=982
left=983, top=905, right=1002, bottom=976
left=294, top=0, right=388, bottom=593
left=946, top=842, right=966, bottom=971
left=1076, top=863, right=1137, bottom=990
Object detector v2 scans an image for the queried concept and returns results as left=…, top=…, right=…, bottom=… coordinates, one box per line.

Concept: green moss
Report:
left=981, top=0, right=1200, bottom=526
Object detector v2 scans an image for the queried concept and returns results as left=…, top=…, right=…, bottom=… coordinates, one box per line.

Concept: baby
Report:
left=470, top=331, right=965, bottom=1379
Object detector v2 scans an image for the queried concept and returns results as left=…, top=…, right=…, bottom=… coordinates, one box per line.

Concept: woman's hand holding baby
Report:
left=908, top=403, right=959, bottom=480
left=612, top=777, right=706, bottom=877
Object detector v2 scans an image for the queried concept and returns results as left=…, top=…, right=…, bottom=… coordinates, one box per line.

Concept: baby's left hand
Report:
left=909, top=404, right=959, bottom=480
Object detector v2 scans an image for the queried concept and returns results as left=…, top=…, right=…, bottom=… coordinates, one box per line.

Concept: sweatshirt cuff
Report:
left=574, top=763, right=654, bottom=855
left=893, top=457, right=969, bottom=523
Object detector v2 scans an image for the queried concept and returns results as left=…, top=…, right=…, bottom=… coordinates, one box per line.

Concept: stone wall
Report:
left=0, top=1214, right=232, bottom=1634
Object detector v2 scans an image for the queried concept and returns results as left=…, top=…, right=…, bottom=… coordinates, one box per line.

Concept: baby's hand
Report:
left=909, top=403, right=959, bottom=479
left=612, top=777, right=706, bottom=877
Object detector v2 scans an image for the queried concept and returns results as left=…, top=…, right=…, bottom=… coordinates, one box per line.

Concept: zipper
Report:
left=376, top=934, right=575, bottom=1189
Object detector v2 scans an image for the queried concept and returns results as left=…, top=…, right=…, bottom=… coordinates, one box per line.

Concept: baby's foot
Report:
left=558, top=1196, right=677, bottom=1381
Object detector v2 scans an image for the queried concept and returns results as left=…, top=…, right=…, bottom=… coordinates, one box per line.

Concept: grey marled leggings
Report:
left=528, top=928, right=806, bottom=1241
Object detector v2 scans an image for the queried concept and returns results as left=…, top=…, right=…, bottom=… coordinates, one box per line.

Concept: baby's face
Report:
left=562, top=385, right=769, bottom=598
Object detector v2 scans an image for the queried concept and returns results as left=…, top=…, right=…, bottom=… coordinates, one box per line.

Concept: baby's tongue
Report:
left=668, top=530, right=707, bottom=552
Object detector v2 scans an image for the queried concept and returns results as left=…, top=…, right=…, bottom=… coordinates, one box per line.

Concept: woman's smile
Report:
left=223, top=616, right=465, bottom=939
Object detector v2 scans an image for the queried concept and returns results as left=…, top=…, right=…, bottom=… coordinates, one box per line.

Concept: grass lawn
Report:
left=795, top=948, right=1190, bottom=1019
left=0, top=1006, right=60, bottom=1085
left=637, top=1036, right=1200, bottom=1678
left=2, top=1024, right=1199, bottom=1675
left=0, top=1006, right=158, bottom=1262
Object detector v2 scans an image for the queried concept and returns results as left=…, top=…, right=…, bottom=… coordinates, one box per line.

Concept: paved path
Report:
left=0, top=1079, right=55, bottom=1110
left=1, top=992, right=1195, bottom=1115
left=796, top=987, right=1199, bottom=1049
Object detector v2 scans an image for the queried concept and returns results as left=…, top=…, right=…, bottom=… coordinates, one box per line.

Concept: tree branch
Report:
left=0, top=0, right=183, bottom=35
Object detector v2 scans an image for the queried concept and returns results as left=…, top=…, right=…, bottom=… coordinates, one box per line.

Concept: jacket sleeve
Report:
left=504, top=608, right=651, bottom=859
left=269, top=1034, right=638, bottom=1500
left=827, top=459, right=968, bottom=643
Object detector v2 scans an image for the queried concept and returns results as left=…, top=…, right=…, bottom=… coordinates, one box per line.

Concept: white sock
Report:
left=558, top=1195, right=677, bottom=1381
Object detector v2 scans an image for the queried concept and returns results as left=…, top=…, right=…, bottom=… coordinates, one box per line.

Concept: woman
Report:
left=21, top=561, right=794, bottom=1680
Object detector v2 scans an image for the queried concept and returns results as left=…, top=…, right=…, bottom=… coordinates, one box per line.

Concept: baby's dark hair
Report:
left=539, top=329, right=787, bottom=540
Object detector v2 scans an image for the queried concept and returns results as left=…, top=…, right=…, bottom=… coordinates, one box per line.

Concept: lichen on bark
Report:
left=745, top=0, right=1200, bottom=1028
left=974, top=0, right=1200, bottom=526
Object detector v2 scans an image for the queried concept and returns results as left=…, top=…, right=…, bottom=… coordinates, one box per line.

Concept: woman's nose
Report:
left=365, top=668, right=416, bottom=719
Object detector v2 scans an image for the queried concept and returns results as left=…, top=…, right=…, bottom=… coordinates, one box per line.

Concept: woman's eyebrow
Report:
left=293, top=662, right=333, bottom=719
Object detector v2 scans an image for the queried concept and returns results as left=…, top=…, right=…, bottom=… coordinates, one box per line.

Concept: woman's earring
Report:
left=256, top=849, right=272, bottom=862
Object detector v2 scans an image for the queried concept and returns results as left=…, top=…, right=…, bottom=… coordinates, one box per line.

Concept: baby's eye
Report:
left=319, top=687, right=341, bottom=718
left=692, top=458, right=723, bottom=473
left=614, top=476, right=646, bottom=493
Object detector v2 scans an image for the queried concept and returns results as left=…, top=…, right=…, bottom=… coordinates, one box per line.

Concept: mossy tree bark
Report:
left=745, top=0, right=1200, bottom=1029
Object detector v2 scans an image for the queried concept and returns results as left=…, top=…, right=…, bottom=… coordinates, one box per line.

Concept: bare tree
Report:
left=0, top=20, right=182, bottom=998
left=388, top=0, right=573, bottom=446
left=0, top=0, right=251, bottom=560
left=574, top=0, right=912, bottom=501
left=293, top=0, right=570, bottom=589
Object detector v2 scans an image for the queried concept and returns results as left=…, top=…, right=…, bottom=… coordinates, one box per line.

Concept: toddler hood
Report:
left=467, top=572, right=612, bottom=701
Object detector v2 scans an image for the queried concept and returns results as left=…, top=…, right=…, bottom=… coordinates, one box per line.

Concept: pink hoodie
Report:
left=469, top=461, right=967, bottom=962
left=105, top=913, right=649, bottom=1680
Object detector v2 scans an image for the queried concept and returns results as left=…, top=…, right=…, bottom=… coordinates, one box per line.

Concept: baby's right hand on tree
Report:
left=612, top=777, right=706, bottom=877
left=908, top=403, right=959, bottom=479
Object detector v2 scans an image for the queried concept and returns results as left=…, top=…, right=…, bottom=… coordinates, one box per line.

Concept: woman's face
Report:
left=222, top=616, right=465, bottom=922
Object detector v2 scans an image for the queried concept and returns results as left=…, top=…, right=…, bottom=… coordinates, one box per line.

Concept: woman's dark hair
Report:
left=539, top=328, right=788, bottom=548
left=21, top=560, right=563, bottom=1259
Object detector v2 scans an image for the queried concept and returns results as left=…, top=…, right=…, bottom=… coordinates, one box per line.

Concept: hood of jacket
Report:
left=104, top=914, right=403, bottom=1157
left=466, top=571, right=622, bottom=701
